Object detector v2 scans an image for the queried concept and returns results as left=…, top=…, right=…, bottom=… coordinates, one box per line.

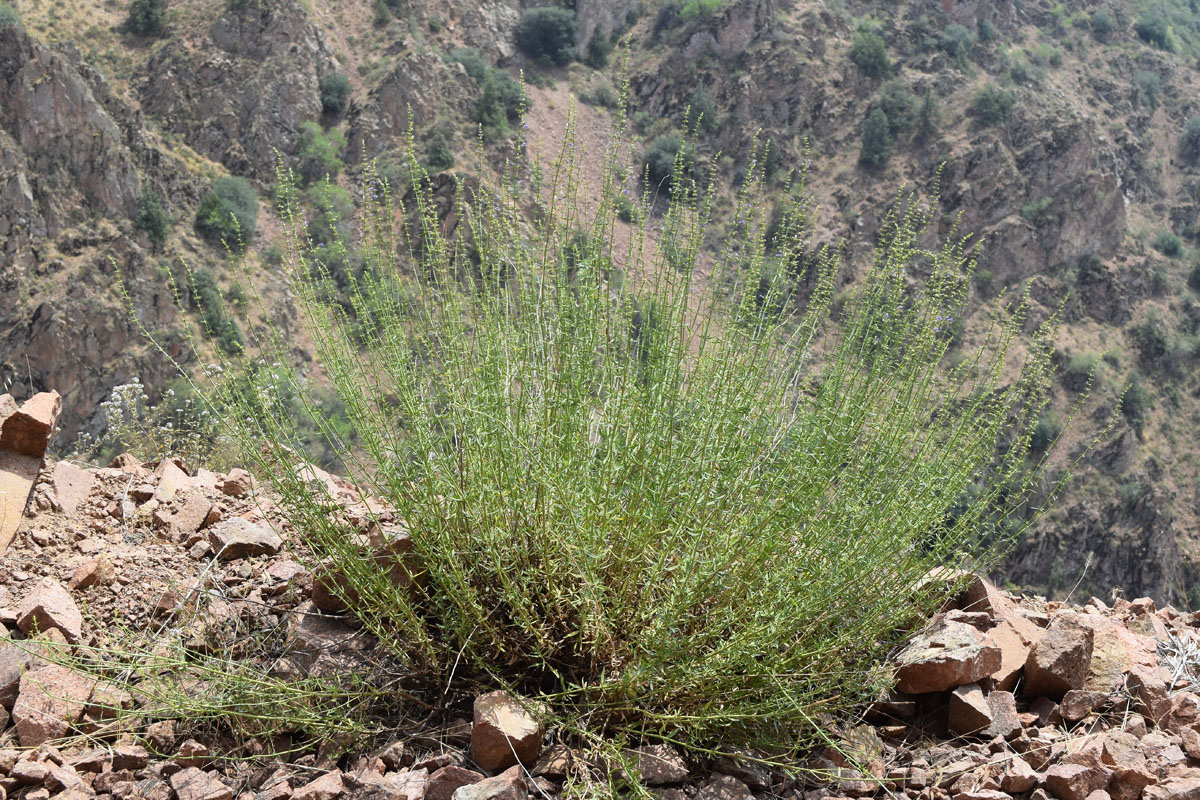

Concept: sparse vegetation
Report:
left=849, top=30, right=891, bottom=78
left=134, top=190, right=170, bottom=247
left=1181, top=116, right=1200, bottom=166
left=1134, top=12, right=1176, bottom=51
left=0, top=3, right=20, bottom=26
left=1152, top=230, right=1183, bottom=257
left=940, top=23, right=977, bottom=64
left=859, top=106, right=893, bottom=169
left=194, top=176, right=258, bottom=250
left=319, top=72, right=351, bottom=115
left=969, top=84, right=1015, bottom=126
left=126, top=0, right=167, bottom=36
left=1091, top=7, right=1117, bottom=38
left=515, top=7, right=578, bottom=67
left=642, top=134, right=694, bottom=193
left=296, top=121, right=346, bottom=185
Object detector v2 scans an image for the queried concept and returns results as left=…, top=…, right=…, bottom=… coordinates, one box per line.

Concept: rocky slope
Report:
left=2, top=0, right=1200, bottom=604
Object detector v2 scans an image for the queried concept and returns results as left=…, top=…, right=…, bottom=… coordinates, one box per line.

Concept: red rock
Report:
left=1127, top=665, right=1174, bottom=726
left=1182, top=727, right=1200, bottom=760
left=12, top=663, right=95, bottom=746
left=1000, top=757, right=1039, bottom=793
left=427, top=767, right=485, bottom=800
left=16, top=578, right=82, bottom=643
left=949, top=683, right=991, bottom=736
left=1144, top=777, right=1200, bottom=800
left=153, top=458, right=192, bottom=502
left=68, top=557, right=115, bottom=591
left=311, top=560, right=356, bottom=613
left=170, top=494, right=213, bottom=541
left=0, top=392, right=61, bottom=458
left=208, top=517, right=282, bottom=560
left=170, top=767, right=233, bottom=800
left=220, top=468, right=253, bottom=497
left=695, top=775, right=754, bottom=800
left=1044, top=764, right=1110, bottom=800
left=952, top=791, right=1011, bottom=800
left=986, top=691, right=1021, bottom=739
left=625, top=744, right=689, bottom=785
left=291, top=769, right=346, bottom=800
left=1084, top=792, right=1111, bottom=800
left=985, top=618, right=1035, bottom=692
left=471, top=691, right=544, bottom=771
left=894, top=620, right=1003, bottom=694
left=1060, top=690, right=1108, bottom=722
left=50, top=461, right=96, bottom=516
left=176, top=738, right=210, bottom=767
left=451, top=766, right=526, bottom=800
left=12, top=758, right=49, bottom=784
left=1024, top=614, right=1094, bottom=699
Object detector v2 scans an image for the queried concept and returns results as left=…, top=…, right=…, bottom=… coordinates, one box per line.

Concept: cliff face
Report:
left=3, top=0, right=1200, bottom=604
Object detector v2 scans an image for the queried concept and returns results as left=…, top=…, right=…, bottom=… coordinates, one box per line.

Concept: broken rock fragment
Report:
left=893, top=619, right=1002, bottom=694
left=452, top=766, right=526, bottom=800
left=1024, top=614, right=1095, bottom=699
left=208, top=517, right=282, bottom=560
left=0, top=391, right=61, bottom=458
left=50, top=461, right=96, bottom=516
left=16, top=578, right=82, bottom=643
left=12, top=663, right=95, bottom=746
left=471, top=690, right=544, bottom=771
left=169, top=767, right=233, bottom=800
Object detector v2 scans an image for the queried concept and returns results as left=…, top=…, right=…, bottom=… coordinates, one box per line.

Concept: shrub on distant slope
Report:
left=969, top=84, right=1015, bottom=126
left=0, top=3, right=20, bottom=26
left=319, top=72, right=351, bottom=115
left=126, top=0, right=167, bottom=36
left=849, top=30, right=891, bottom=78
left=134, top=190, right=170, bottom=247
left=859, top=106, right=893, bottom=169
left=1181, top=116, right=1200, bottom=166
left=515, top=7, right=577, bottom=66
left=194, top=176, right=258, bottom=250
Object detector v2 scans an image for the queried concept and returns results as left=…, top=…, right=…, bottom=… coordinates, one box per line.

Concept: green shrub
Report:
left=1091, top=7, right=1116, bottom=38
left=1188, top=262, right=1200, bottom=292
left=194, top=176, right=258, bottom=250
left=179, top=124, right=1059, bottom=754
left=979, top=19, right=997, bottom=43
left=849, top=31, right=891, bottom=78
left=614, top=192, right=638, bottom=223
left=1135, top=13, right=1174, bottom=50
left=683, top=85, right=719, bottom=135
left=969, top=84, right=1015, bottom=126
left=449, top=48, right=490, bottom=82
left=679, top=0, right=722, bottom=20
left=0, top=3, right=20, bottom=26
left=1020, top=196, right=1054, bottom=227
left=134, top=190, right=170, bottom=247
left=877, top=79, right=917, bottom=136
left=642, top=134, right=694, bottom=193
left=1134, top=70, right=1161, bottom=109
left=940, top=23, right=977, bottom=63
left=1121, top=376, right=1149, bottom=430
left=515, top=7, right=577, bottom=66
left=1060, top=351, right=1097, bottom=392
left=319, top=72, right=351, bottom=115
left=189, top=267, right=244, bottom=354
left=585, top=27, right=613, bottom=69
left=1181, top=116, right=1200, bottom=166
left=1031, top=413, right=1061, bottom=452
left=915, top=90, right=940, bottom=142
left=126, top=0, right=167, bottom=36
left=296, top=121, right=346, bottom=185
left=424, top=130, right=455, bottom=171
left=1152, top=230, right=1183, bottom=257
left=859, top=106, right=893, bottom=170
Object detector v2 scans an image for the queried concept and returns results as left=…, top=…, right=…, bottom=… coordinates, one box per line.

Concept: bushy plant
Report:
left=915, top=90, right=941, bottom=143
left=969, top=84, right=1015, bottom=126
left=189, top=266, right=245, bottom=355
left=683, top=84, right=719, bottom=135
left=135, top=190, right=171, bottom=247
left=1121, top=375, right=1149, bottom=430
left=159, top=118, right=1061, bottom=755
left=1020, top=196, right=1054, bottom=227
left=515, top=7, right=577, bottom=66
left=1152, top=230, right=1183, bottom=257
left=424, top=130, right=455, bottom=171
left=877, top=79, right=917, bottom=136
left=126, top=0, right=167, bottom=36
left=859, top=106, right=893, bottom=169
left=194, top=176, right=258, bottom=250
left=849, top=30, right=891, bottom=78
left=584, top=27, right=613, bottom=69
left=0, top=3, right=20, bottom=26
left=1060, top=351, right=1097, bottom=392
left=1181, top=116, right=1200, bottom=166
left=319, top=72, right=351, bottom=115
left=940, top=23, right=977, bottom=63
left=1134, top=70, right=1161, bottom=109
left=296, top=121, right=346, bottom=185
left=1135, top=13, right=1175, bottom=51
left=642, top=134, right=695, bottom=193
left=1091, top=7, right=1117, bottom=38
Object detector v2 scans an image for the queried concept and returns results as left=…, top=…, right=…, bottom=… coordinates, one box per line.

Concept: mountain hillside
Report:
left=3, top=0, right=1200, bottom=605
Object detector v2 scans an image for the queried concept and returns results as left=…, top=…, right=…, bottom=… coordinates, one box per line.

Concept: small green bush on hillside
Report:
left=1152, top=230, right=1183, bottom=257
left=134, top=190, right=171, bottom=247
left=643, top=134, right=695, bottom=193
left=877, top=79, right=917, bottom=136
left=194, top=176, right=258, bottom=250
left=1135, top=13, right=1177, bottom=51
left=515, top=7, right=577, bottom=66
left=189, top=267, right=244, bottom=355
left=1181, top=116, right=1200, bottom=165
left=296, top=121, right=346, bottom=185
left=0, top=3, right=20, bottom=26
left=859, top=106, right=893, bottom=169
left=969, top=84, right=1015, bottom=126
left=1134, top=70, right=1161, bottom=109
left=319, top=72, right=351, bottom=115
left=849, top=30, right=891, bottom=78
left=1091, top=7, right=1117, bottom=38
left=126, top=0, right=167, bottom=36
left=940, top=23, right=977, bottom=63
